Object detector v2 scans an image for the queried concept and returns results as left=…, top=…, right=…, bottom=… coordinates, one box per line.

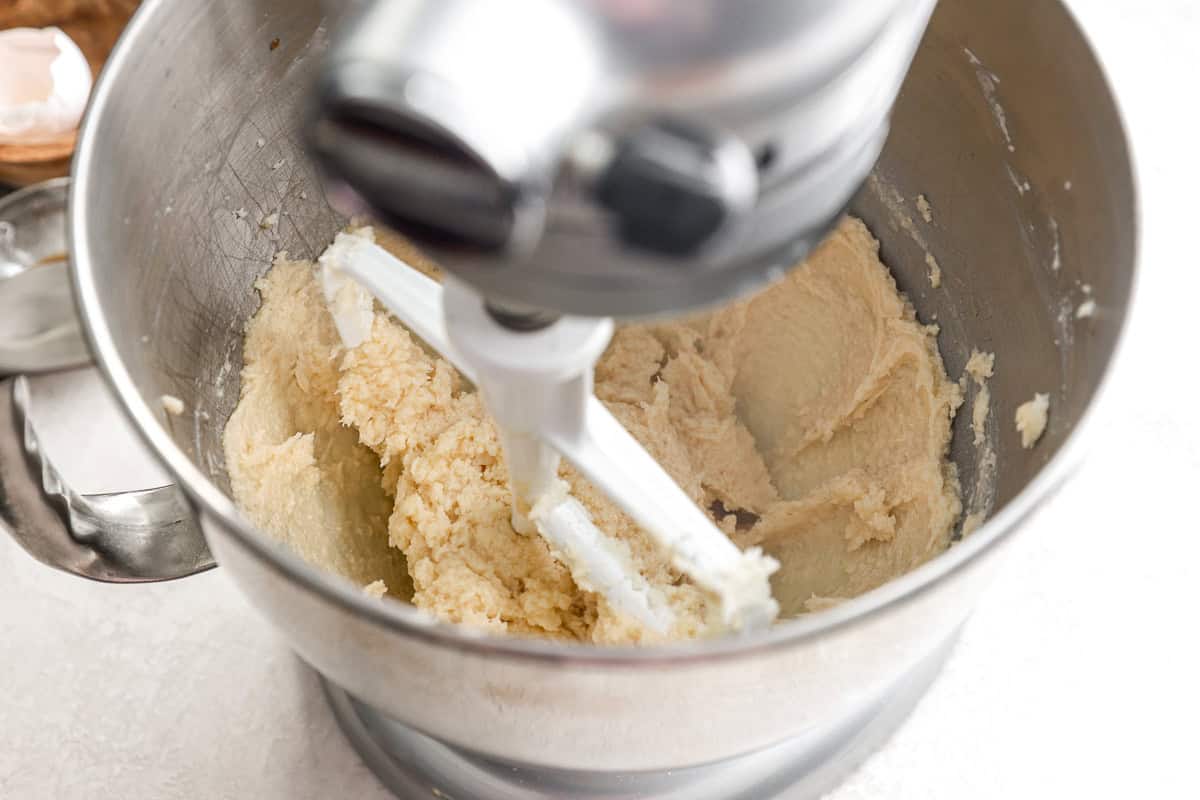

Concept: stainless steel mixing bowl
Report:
left=0, top=0, right=1135, bottom=797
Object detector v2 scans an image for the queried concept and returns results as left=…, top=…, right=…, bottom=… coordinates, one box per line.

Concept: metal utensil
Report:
left=0, top=179, right=90, bottom=374
left=0, top=221, right=34, bottom=278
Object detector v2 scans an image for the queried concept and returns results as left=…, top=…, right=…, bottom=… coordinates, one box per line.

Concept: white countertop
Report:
left=2, top=2, right=1198, bottom=798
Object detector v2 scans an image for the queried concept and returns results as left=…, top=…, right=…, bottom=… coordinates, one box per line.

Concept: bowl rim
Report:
left=66, top=0, right=1141, bottom=667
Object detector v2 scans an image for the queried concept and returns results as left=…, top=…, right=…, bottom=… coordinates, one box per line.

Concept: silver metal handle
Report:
left=0, top=177, right=212, bottom=582
left=0, top=375, right=214, bottom=582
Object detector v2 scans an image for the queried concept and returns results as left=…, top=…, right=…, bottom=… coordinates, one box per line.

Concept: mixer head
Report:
left=308, top=0, right=936, bottom=320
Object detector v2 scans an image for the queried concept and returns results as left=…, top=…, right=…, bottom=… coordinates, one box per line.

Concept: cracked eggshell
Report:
left=0, top=27, right=93, bottom=145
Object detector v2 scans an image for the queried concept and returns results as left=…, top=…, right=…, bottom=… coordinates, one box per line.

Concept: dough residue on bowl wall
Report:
left=1015, top=392, right=1050, bottom=448
left=222, top=217, right=964, bottom=644
left=916, top=194, right=934, bottom=223
left=963, top=349, right=995, bottom=447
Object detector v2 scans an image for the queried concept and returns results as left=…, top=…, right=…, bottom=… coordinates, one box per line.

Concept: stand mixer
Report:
left=0, top=0, right=1136, bottom=795
left=306, top=0, right=937, bottom=634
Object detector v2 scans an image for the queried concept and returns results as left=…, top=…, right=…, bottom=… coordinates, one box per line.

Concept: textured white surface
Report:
left=2, top=1, right=1198, bottom=797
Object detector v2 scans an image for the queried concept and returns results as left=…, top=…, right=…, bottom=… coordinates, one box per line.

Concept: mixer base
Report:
left=321, top=630, right=958, bottom=800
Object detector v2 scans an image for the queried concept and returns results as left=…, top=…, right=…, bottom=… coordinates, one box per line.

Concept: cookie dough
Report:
left=1016, top=392, right=1050, bottom=448
left=223, top=217, right=963, bottom=643
left=964, top=349, right=995, bottom=446
left=916, top=194, right=934, bottom=223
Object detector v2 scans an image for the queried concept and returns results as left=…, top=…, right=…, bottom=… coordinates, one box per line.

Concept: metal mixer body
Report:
left=310, top=0, right=937, bottom=318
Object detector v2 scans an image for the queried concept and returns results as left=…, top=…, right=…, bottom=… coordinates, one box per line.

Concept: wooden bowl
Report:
left=0, top=133, right=77, bottom=187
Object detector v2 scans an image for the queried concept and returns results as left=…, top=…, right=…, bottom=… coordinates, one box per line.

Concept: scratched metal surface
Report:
left=78, top=2, right=343, bottom=494
left=854, top=0, right=1134, bottom=524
